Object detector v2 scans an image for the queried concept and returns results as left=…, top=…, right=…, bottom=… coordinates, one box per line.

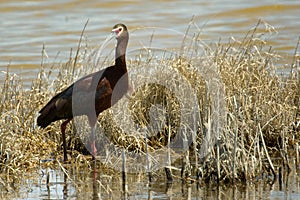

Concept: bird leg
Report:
left=61, top=118, right=72, bottom=161
left=91, top=126, right=97, bottom=160
left=88, top=115, right=98, bottom=160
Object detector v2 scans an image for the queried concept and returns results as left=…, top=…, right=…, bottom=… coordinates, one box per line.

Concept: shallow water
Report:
left=1, top=165, right=300, bottom=199
left=0, top=0, right=299, bottom=83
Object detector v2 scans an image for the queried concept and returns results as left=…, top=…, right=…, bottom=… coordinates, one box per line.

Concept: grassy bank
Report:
left=0, top=21, right=299, bottom=189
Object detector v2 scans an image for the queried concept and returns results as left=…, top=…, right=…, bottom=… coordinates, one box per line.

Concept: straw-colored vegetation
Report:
left=0, top=20, right=299, bottom=191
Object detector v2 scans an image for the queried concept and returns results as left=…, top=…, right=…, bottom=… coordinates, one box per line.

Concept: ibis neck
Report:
left=115, top=55, right=126, bottom=71
left=115, top=36, right=128, bottom=70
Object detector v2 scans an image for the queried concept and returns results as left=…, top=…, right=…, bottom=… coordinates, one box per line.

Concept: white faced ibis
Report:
left=37, top=24, right=129, bottom=161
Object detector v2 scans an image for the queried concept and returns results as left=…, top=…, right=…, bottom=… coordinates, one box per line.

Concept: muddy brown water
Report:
left=0, top=0, right=300, bottom=199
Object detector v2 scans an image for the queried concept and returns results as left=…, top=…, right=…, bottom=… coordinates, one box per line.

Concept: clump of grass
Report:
left=0, top=66, right=57, bottom=189
left=96, top=20, right=299, bottom=182
left=199, top=21, right=299, bottom=183
left=0, top=37, right=94, bottom=190
left=0, top=20, right=299, bottom=191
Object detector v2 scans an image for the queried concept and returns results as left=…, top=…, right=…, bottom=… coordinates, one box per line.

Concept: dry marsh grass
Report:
left=0, top=21, right=299, bottom=190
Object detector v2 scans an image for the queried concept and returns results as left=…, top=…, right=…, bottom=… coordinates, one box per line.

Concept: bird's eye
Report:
left=118, top=28, right=122, bottom=32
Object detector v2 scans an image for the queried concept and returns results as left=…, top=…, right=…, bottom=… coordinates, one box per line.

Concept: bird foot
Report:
left=91, top=141, right=97, bottom=160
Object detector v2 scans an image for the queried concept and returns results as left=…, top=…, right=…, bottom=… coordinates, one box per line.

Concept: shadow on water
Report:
left=1, top=161, right=300, bottom=199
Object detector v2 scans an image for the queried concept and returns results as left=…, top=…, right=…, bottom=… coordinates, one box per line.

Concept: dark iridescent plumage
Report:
left=37, top=24, right=129, bottom=161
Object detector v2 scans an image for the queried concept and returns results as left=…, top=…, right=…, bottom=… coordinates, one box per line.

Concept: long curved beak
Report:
left=109, top=32, right=115, bottom=39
